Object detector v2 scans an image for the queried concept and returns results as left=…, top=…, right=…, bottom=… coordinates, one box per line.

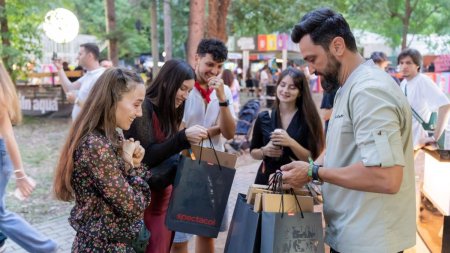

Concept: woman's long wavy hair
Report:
left=0, top=61, right=22, bottom=124
left=146, top=59, right=195, bottom=137
left=54, top=68, right=144, bottom=201
left=274, top=67, right=324, bottom=159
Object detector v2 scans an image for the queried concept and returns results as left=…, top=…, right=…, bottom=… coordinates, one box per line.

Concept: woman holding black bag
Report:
left=124, top=59, right=208, bottom=253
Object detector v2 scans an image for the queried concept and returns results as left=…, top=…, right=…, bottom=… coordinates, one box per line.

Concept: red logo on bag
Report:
left=176, top=214, right=216, bottom=225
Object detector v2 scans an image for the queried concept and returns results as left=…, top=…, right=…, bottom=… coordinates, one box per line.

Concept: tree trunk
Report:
left=206, top=0, right=230, bottom=43
left=0, top=0, right=11, bottom=71
left=150, top=0, right=159, bottom=75
left=105, top=0, right=118, bottom=65
left=187, top=0, right=205, bottom=67
left=163, top=0, right=172, bottom=61
left=401, top=0, right=411, bottom=50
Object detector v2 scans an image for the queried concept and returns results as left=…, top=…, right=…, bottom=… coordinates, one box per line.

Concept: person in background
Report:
left=222, top=69, right=240, bottom=115
left=172, top=38, right=235, bottom=253
left=245, top=68, right=255, bottom=97
left=319, top=80, right=338, bottom=134
left=370, top=51, right=400, bottom=85
left=398, top=48, right=450, bottom=151
left=0, top=61, right=57, bottom=253
left=53, top=43, right=105, bottom=121
left=282, top=8, right=416, bottom=252
left=124, top=59, right=208, bottom=253
left=100, top=59, right=114, bottom=68
left=53, top=68, right=151, bottom=251
left=250, top=67, right=324, bottom=184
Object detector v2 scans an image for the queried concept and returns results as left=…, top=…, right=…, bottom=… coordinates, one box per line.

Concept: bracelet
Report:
left=15, top=176, right=26, bottom=180
left=308, top=157, right=323, bottom=185
left=307, top=157, right=314, bottom=179
left=14, top=169, right=23, bottom=174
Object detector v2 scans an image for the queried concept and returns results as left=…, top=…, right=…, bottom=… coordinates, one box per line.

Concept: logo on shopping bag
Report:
left=279, top=225, right=321, bottom=252
left=176, top=213, right=216, bottom=226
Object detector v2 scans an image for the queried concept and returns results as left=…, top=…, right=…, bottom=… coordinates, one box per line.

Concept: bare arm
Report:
left=53, top=60, right=81, bottom=93
left=321, top=108, right=333, bottom=121
left=0, top=107, right=34, bottom=197
left=208, top=77, right=236, bottom=139
left=217, top=106, right=236, bottom=139
left=281, top=160, right=403, bottom=194
left=434, top=103, right=450, bottom=140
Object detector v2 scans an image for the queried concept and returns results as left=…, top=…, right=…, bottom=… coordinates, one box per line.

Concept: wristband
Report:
left=307, top=157, right=313, bottom=179
left=308, top=157, right=323, bottom=185
left=219, top=100, right=229, bottom=107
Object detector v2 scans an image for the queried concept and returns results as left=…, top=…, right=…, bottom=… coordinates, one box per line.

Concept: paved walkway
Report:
left=5, top=154, right=262, bottom=253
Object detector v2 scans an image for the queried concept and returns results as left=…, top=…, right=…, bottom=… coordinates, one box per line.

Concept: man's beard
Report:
left=319, top=54, right=341, bottom=92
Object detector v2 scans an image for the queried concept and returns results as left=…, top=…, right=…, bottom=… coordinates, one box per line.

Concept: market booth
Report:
left=17, top=70, right=82, bottom=117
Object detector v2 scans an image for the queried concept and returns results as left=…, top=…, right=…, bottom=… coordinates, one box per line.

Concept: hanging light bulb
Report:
left=43, top=8, right=79, bottom=43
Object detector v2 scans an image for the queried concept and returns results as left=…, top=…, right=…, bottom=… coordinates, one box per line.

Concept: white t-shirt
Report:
left=182, top=85, right=235, bottom=151
left=72, top=67, right=106, bottom=120
left=400, top=73, right=450, bottom=148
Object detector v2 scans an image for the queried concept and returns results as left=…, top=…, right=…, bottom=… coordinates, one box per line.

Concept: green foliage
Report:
left=0, top=0, right=54, bottom=78
left=228, top=0, right=450, bottom=50
left=334, top=0, right=450, bottom=47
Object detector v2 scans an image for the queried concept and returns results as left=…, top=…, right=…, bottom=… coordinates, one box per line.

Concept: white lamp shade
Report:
left=43, top=8, right=79, bottom=43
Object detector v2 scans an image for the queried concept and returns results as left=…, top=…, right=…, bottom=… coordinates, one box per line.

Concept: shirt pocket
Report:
left=372, top=130, right=395, bottom=167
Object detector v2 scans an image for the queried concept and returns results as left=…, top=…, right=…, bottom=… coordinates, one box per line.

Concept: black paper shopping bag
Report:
left=224, top=193, right=261, bottom=253
left=165, top=144, right=236, bottom=238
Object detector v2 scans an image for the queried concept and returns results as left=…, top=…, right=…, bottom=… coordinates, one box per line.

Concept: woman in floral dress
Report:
left=54, top=68, right=151, bottom=252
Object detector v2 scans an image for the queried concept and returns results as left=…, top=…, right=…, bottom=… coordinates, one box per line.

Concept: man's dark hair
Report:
left=80, top=43, right=100, bottom=60
left=291, top=8, right=357, bottom=52
left=397, top=48, right=422, bottom=71
left=370, top=51, right=388, bottom=64
left=196, top=38, right=228, bottom=62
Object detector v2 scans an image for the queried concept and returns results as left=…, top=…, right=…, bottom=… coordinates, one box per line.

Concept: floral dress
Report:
left=69, top=130, right=152, bottom=252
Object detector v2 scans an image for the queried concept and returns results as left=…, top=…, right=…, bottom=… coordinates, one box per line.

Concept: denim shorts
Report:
left=172, top=204, right=229, bottom=243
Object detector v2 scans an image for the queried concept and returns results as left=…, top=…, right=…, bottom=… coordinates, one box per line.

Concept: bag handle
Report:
left=267, top=171, right=304, bottom=219
left=198, top=134, right=223, bottom=170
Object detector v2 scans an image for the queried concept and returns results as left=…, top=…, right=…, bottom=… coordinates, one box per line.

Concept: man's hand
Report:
left=53, top=59, right=63, bottom=71
left=66, top=91, right=77, bottom=104
left=281, top=161, right=310, bottom=189
left=208, top=77, right=226, bottom=102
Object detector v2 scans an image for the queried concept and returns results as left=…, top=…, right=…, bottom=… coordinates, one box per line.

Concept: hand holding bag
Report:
left=261, top=172, right=325, bottom=253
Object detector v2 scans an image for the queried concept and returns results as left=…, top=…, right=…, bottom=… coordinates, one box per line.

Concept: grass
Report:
left=5, top=116, right=73, bottom=223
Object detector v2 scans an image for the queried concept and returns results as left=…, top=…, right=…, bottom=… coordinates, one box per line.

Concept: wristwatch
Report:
left=219, top=100, right=229, bottom=107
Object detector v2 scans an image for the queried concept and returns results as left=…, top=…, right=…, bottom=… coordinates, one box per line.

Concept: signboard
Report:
left=236, top=37, right=255, bottom=51
left=277, top=34, right=288, bottom=50
left=266, top=34, right=277, bottom=51
left=258, top=35, right=267, bottom=51
left=434, top=55, right=450, bottom=72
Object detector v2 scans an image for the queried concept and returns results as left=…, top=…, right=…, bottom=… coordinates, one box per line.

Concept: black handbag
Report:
left=147, top=153, right=180, bottom=190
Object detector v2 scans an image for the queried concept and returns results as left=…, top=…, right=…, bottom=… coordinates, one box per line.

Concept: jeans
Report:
left=0, top=139, right=57, bottom=253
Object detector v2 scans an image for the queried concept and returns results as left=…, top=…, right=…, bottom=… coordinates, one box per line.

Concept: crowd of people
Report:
left=0, top=6, right=449, bottom=253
